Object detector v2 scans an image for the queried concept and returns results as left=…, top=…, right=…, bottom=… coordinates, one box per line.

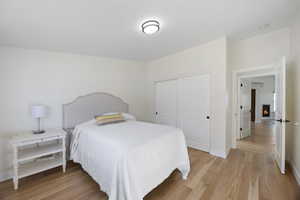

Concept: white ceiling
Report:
left=0, top=0, right=299, bottom=61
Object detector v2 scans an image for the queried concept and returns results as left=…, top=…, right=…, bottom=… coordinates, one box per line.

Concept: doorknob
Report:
left=276, top=119, right=290, bottom=123
left=206, top=116, right=210, bottom=119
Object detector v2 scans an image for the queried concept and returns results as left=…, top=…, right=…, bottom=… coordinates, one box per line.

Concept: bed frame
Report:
left=62, top=92, right=129, bottom=130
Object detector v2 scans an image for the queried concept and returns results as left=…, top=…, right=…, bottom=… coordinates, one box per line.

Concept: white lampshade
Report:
left=31, top=105, right=47, bottom=118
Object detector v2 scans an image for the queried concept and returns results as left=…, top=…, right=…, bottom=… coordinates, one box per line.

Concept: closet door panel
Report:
left=178, top=75, right=210, bottom=152
left=155, top=80, right=177, bottom=127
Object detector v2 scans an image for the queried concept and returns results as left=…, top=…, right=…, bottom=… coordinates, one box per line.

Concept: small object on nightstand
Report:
left=11, top=129, right=66, bottom=190
left=31, top=105, right=47, bottom=134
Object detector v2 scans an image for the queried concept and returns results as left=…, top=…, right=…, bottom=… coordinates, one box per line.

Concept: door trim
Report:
left=232, top=62, right=281, bottom=149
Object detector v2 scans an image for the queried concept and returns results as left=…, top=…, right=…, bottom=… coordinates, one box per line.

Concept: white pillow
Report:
left=121, top=113, right=136, bottom=121
left=102, top=112, right=119, bottom=116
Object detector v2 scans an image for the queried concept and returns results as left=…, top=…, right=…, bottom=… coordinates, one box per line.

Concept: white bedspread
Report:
left=70, top=120, right=190, bottom=200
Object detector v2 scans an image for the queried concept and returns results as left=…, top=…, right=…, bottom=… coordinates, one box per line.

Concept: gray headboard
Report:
left=63, top=93, right=129, bottom=129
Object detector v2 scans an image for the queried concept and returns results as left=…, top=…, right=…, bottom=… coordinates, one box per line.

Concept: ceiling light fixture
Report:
left=141, top=20, right=160, bottom=35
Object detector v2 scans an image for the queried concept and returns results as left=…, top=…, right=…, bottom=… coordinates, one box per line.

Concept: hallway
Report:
left=237, top=120, right=275, bottom=154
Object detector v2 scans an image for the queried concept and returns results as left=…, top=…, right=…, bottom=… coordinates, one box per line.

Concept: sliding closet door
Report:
left=155, top=80, right=177, bottom=127
left=178, top=75, right=210, bottom=152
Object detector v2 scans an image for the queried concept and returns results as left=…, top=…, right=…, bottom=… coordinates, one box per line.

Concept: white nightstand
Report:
left=11, top=129, right=66, bottom=190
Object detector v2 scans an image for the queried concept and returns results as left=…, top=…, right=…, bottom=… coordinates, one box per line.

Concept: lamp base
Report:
left=33, top=130, right=45, bottom=134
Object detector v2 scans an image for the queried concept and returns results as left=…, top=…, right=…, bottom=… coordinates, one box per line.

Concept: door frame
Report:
left=232, top=64, right=279, bottom=149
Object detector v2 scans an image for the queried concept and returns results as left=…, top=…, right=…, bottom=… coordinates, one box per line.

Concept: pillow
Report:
left=95, top=113, right=122, bottom=120
left=98, top=112, right=136, bottom=121
left=122, top=113, right=136, bottom=121
left=95, top=113, right=125, bottom=125
left=102, top=112, right=119, bottom=116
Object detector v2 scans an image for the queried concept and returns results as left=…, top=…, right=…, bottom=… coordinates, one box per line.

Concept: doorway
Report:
left=232, top=57, right=287, bottom=174
left=238, top=75, right=276, bottom=154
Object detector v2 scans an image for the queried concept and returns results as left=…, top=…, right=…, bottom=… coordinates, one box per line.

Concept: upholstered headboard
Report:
left=62, top=93, right=129, bottom=130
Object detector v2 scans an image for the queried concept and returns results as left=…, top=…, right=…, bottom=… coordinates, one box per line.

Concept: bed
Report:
left=63, top=93, right=190, bottom=200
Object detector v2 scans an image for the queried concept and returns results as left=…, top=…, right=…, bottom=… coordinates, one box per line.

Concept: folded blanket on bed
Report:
left=95, top=113, right=125, bottom=125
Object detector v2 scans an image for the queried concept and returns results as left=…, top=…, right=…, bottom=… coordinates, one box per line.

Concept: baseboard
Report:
left=210, top=150, right=228, bottom=159
left=186, top=138, right=228, bottom=159
left=186, top=139, right=209, bottom=153
left=225, top=147, right=231, bottom=158
left=289, top=160, right=300, bottom=185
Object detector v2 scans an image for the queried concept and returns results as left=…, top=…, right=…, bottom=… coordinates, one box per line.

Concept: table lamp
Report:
left=31, top=105, right=47, bottom=134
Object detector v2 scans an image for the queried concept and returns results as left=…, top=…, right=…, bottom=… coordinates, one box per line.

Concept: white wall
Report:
left=146, top=37, right=228, bottom=158
left=229, top=28, right=291, bottom=70
left=0, top=46, right=147, bottom=180
left=225, top=44, right=232, bottom=155
left=289, top=16, right=300, bottom=184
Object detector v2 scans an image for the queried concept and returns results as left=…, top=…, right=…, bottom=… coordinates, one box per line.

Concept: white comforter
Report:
left=70, top=120, right=190, bottom=200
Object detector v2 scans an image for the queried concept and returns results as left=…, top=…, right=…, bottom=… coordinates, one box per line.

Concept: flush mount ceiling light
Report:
left=141, top=20, right=160, bottom=35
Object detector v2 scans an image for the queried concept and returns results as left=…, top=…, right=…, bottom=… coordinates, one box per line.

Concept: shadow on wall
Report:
left=0, top=133, right=13, bottom=180
left=286, top=59, right=299, bottom=162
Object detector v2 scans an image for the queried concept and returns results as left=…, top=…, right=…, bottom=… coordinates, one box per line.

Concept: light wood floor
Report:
left=1, top=121, right=299, bottom=200
left=237, top=120, right=276, bottom=154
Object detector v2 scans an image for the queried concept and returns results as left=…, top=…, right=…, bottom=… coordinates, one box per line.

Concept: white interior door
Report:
left=239, top=79, right=251, bottom=139
left=274, top=57, right=287, bottom=174
left=178, top=75, right=210, bottom=152
left=155, top=80, right=177, bottom=127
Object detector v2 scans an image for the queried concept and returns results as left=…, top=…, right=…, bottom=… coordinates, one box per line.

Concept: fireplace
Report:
left=262, top=104, right=270, bottom=117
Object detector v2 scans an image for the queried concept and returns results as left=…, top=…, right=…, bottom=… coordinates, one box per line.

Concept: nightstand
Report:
left=11, top=129, right=66, bottom=190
